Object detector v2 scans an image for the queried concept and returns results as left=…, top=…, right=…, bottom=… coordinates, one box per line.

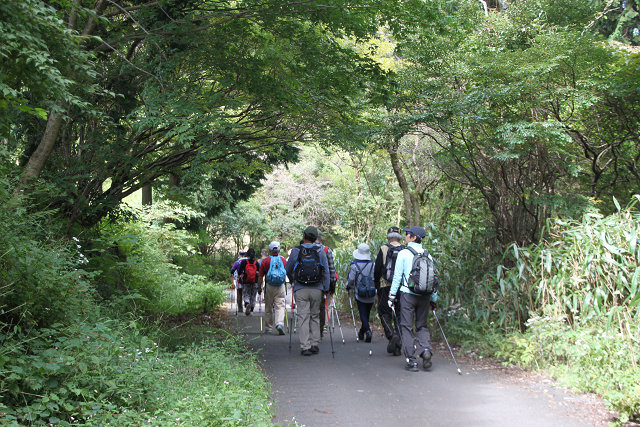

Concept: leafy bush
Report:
left=89, top=211, right=226, bottom=315
left=1, top=319, right=272, bottom=425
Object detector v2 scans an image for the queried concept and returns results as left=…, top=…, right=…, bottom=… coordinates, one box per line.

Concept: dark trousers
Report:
left=377, top=287, right=400, bottom=340
left=356, top=300, right=373, bottom=333
left=236, top=287, right=243, bottom=311
left=399, top=292, right=432, bottom=363
left=319, top=295, right=326, bottom=331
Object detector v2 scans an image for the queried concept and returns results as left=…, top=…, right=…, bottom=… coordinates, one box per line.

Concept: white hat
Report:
left=268, top=241, right=281, bottom=252
left=353, top=243, right=371, bottom=261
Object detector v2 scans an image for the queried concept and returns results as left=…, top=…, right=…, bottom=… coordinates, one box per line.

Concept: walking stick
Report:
left=259, top=287, right=263, bottom=334
left=325, top=295, right=335, bottom=358
left=368, top=299, right=376, bottom=357
left=348, top=291, right=359, bottom=342
left=289, top=288, right=295, bottom=353
left=331, top=299, right=345, bottom=344
left=391, top=305, right=407, bottom=362
left=432, top=309, right=462, bottom=375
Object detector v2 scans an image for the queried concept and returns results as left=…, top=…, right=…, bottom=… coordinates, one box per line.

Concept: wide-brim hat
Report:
left=353, top=243, right=371, bottom=260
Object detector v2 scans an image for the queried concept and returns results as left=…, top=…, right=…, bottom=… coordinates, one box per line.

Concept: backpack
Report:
left=266, top=256, right=286, bottom=285
left=294, top=245, right=324, bottom=285
left=383, top=244, right=405, bottom=282
left=404, top=247, right=438, bottom=295
left=244, top=260, right=258, bottom=284
left=354, top=261, right=376, bottom=299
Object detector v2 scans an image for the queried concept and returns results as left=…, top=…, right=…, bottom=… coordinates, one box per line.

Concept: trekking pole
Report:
left=289, top=290, right=295, bottom=353
left=368, top=299, right=376, bottom=357
left=331, top=300, right=345, bottom=344
left=259, top=288, right=263, bottom=334
left=325, top=295, right=335, bottom=358
left=348, top=291, right=359, bottom=342
left=433, top=309, right=462, bottom=375
left=391, top=305, right=407, bottom=361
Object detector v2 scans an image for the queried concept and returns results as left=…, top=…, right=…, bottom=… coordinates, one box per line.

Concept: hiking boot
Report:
left=301, top=349, right=312, bottom=356
left=264, top=329, right=273, bottom=334
left=245, top=305, right=251, bottom=316
left=358, top=330, right=365, bottom=341
left=387, top=337, right=396, bottom=353
left=405, top=362, right=419, bottom=372
left=310, top=345, right=319, bottom=354
left=364, top=331, right=372, bottom=343
left=393, top=346, right=402, bottom=357
left=421, top=350, right=432, bottom=370
left=276, top=324, right=285, bottom=335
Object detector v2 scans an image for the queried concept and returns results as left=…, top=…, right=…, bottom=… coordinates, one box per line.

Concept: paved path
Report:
left=228, top=294, right=601, bottom=427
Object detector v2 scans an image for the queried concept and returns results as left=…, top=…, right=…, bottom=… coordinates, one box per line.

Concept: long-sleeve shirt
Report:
left=390, top=242, right=438, bottom=302
left=286, top=243, right=330, bottom=292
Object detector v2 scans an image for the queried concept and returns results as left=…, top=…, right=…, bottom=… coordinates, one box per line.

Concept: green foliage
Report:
left=89, top=205, right=226, bottom=315
left=1, top=319, right=272, bottom=425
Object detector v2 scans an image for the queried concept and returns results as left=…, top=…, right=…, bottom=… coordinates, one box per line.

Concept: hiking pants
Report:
left=243, top=282, right=258, bottom=310
left=356, top=300, right=373, bottom=334
left=264, top=284, right=285, bottom=330
left=399, top=292, right=432, bottom=364
left=294, top=288, right=322, bottom=350
left=377, top=286, right=400, bottom=340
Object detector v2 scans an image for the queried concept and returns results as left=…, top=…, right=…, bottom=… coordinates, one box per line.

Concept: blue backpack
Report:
left=266, top=256, right=286, bottom=285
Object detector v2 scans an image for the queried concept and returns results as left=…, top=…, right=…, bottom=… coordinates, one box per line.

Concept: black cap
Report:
left=387, top=226, right=401, bottom=234
left=403, top=226, right=426, bottom=239
left=303, top=225, right=319, bottom=241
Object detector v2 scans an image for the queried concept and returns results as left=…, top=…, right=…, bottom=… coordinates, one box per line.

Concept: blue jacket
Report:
left=390, top=241, right=438, bottom=302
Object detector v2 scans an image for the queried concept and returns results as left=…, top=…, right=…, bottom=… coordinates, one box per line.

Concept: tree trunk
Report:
left=142, top=184, right=152, bottom=206
left=387, top=140, right=416, bottom=225
left=20, top=110, right=63, bottom=185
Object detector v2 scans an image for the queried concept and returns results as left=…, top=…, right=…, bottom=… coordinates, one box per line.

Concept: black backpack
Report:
left=294, top=245, right=324, bottom=285
left=404, top=247, right=438, bottom=295
left=354, top=261, right=376, bottom=298
left=383, top=244, right=405, bottom=282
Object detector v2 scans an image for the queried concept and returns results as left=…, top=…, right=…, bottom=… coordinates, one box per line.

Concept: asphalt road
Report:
left=228, top=293, right=601, bottom=427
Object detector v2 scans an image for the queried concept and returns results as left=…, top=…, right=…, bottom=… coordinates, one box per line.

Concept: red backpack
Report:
left=244, top=260, right=258, bottom=283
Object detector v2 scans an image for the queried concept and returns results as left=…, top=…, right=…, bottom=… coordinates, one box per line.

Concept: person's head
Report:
left=268, top=241, right=281, bottom=256
left=260, top=248, right=269, bottom=259
left=387, top=226, right=402, bottom=243
left=302, top=226, right=318, bottom=243
left=238, top=251, right=247, bottom=259
left=353, top=243, right=371, bottom=261
left=246, top=248, right=256, bottom=260
left=403, top=226, right=426, bottom=244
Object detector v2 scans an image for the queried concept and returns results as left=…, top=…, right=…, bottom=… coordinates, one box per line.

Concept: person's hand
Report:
left=388, top=294, right=396, bottom=308
left=430, top=300, right=436, bottom=311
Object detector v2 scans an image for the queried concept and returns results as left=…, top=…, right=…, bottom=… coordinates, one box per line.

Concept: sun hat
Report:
left=353, top=243, right=371, bottom=261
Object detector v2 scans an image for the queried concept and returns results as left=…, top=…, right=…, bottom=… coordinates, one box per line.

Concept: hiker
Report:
left=388, top=226, right=439, bottom=372
left=286, top=226, right=330, bottom=355
left=258, top=241, right=288, bottom=335
left=374, top=226, right=405, bottom=356
left=230, top=251, right=247, bottom=313
left=316, top=231, right=337, bottom=336
left=346, top=243, right=376, bottom=342
left=239, top=248, right=261, bottom=316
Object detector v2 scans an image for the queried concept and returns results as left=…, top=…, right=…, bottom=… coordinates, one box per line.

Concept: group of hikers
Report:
left=230, top=225, right=439, bottom=372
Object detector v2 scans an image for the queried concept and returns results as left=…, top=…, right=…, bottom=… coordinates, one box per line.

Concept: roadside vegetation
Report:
left=2, top=0, right=639, bottom=424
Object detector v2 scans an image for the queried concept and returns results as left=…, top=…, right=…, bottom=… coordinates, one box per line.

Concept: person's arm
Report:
left=373, top=248, right=385, bottom=287
left=390, top=250, right=408, bottom=297
left=319, top=248, right=330, bottom=293
left=346, top=263, right=357, bottom=290
left=286, top=248, right=298, bottom=284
